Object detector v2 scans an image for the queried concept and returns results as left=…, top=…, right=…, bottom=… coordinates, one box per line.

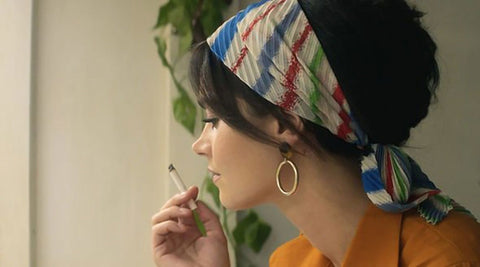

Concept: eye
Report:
left=202, top=117, right=219, bottom=129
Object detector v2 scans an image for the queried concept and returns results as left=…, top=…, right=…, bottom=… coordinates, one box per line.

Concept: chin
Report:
left=219, top=192, right=257, bottom=211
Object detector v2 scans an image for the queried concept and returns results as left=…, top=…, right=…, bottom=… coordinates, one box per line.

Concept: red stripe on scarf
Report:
left=338, top=110, right=350, bottom=123
left=336, top=110, right=353, bottom=139
left=232, top=0, right=287, bottom=74
left=337, top=122, right=351, bottom=140
left=231, top=47, right=249, bottom=74
left=241, top=0, right=287, bottom=41
left=332, top=84, right=354, bottom=138
left=332, top=82, right=352, bottom=138
left=332, top=84, right=345, bottom=105
left=279, top=24, right=312, bottom=110
left=385, top=150, right=394, bottom=196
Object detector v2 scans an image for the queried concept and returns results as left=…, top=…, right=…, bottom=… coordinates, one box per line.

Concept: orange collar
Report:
left=341, top=202, right=403, bottom=266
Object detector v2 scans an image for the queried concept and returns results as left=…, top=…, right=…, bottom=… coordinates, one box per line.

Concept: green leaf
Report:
left=154, top=37, right=169, bottom=68
left=232, top=211, right=258, bottom=245
left=173, top=91, right=197, bottom=134
left=245, top=220, right=272, bottom=253
left=204, top=0, right=228, bottom=12
left=178, top=29, right=193, bottom=57
left=168, top=0, right=192, bottom=36
left=154, top=0, right=175, bottom=29
left=185, top=0, right=200, bottom=15
left=200, top=0, right=225, bottom=36
left=155, top=0, right=194, bottom=36
left=205, top=175, right=220, bottom=208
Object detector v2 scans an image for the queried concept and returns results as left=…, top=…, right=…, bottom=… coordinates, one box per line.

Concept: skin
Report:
left=152, top=109, right=370, bottom=267
left=151, top=186, right=229, bottom=267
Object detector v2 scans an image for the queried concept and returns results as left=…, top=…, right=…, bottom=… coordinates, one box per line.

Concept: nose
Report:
left=192, top=126, right=211, bottom=157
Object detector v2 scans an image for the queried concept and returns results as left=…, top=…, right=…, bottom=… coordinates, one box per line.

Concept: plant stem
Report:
left=221, top=206, right=236, bottom=247
left=191, top=0, right=206, bottom=43
left=165, top=57, right=187, bottom=95
left=236, top=247, right=257, bottom=267
left=199, top=175, right=209, bottom=200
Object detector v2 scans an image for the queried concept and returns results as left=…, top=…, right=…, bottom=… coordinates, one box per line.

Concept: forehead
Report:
left=203, top=108, right=215, bottom=116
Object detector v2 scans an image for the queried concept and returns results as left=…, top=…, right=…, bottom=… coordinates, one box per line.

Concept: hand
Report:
left=152, top=186, right=230, bottom=267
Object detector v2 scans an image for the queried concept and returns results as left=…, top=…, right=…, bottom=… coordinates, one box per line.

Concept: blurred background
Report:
left=1, top=0, right=479, bottom=266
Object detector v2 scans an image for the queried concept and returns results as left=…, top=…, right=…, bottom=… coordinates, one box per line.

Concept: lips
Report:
left=208, top=168, right=221, bottom=183
left=208, top=167, right=220, bottom=176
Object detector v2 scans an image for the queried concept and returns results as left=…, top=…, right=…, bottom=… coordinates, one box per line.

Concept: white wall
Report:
left=32, top=0, right=169, bottom=266
left=0, top=1, right=32, bottom=267
left=407, top=0, right=480, bottom=217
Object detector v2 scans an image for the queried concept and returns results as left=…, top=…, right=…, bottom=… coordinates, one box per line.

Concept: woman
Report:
left=151, top=0, right=480, bottom=266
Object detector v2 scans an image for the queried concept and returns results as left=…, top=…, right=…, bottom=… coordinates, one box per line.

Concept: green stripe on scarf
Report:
left=392, top=158, right=408, bottom=202
left=308, top=48, right=324, bottom=125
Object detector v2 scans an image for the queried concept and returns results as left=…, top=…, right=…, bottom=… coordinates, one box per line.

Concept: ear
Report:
left=266, top=111, right=305, bottom=146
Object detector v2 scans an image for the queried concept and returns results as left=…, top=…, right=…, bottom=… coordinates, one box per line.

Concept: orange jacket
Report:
left=270, top=203, right=480, bottom=266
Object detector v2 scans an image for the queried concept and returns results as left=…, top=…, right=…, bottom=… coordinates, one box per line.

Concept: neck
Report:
left=272, top=153, right=369, bottom=267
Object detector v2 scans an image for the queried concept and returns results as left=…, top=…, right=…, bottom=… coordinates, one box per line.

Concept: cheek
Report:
left=213, top=131, right=282, bottom=208
left=215, top=130, right=276, bottom=172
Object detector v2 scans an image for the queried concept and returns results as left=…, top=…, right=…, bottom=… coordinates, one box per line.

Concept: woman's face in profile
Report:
left=192, top=108, right=286, bottom=210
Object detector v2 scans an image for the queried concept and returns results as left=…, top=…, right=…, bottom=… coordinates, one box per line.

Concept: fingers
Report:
left=151, top=206, right=192, bottom=226
left=152, top=220, right=186, bottom=245
left=160, top=186, right=199, bottom=210
left=153, top=220, right=185, bottom=235
left=151, top=186, right=199, bottom=245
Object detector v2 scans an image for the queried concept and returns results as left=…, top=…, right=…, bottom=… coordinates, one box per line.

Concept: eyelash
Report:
left=202, top=117, right=219, bottom=128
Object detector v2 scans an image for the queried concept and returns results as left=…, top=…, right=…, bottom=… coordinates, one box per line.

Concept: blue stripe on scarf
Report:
left=210, top=0, right=270, bottom=61
left=362, top=169, right=384, bottom=192
left=378, top=201, right=417, bottom=212
left=252, top=3, right=301, bottom=96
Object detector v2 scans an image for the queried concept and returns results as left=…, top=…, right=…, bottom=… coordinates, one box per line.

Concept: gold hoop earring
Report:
left=276, top=142, right=298, bottom=196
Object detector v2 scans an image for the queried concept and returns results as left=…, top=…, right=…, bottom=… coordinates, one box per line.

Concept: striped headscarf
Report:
left=206, top=0, right=471, bottom=224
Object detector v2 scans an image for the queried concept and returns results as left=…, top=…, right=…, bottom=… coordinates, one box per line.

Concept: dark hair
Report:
left=189, top=0, right=439, bottom=162
left=299, top=0, right=439, bottom=146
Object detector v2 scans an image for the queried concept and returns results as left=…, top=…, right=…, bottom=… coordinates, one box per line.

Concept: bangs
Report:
left=188, top=41, right=362, bottom=159
left=189, top=41, right=241, bottom=119
left=189, top=41, right=281, bottom=146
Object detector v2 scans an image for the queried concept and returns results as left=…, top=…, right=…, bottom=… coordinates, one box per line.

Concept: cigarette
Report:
left=168, top=164, right=207, bottom=236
